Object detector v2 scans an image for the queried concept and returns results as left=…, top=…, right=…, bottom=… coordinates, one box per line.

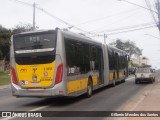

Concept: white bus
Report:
left=10, top=28, right=129, bottom=97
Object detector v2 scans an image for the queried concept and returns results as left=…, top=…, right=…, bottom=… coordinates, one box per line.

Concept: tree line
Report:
left=0, top=23, right=32, bottom=61
left=109, top=39, right=142, bottom=57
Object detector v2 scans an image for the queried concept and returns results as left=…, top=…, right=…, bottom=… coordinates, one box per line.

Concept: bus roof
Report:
left=13, top=29, right=56, bottom=37
left=13, top=28, right=102, bottom=45
left=61, top=29, right=102, bottom=46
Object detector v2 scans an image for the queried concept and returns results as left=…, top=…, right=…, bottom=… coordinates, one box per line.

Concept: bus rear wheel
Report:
left=86, top=79, right=93, bottom=98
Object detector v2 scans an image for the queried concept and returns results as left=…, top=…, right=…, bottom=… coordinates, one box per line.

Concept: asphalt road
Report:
left=0, top=71, right=159, bottom=120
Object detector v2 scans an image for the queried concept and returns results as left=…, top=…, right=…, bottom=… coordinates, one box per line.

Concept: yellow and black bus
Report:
left=10, top=28, right=129, bottom=97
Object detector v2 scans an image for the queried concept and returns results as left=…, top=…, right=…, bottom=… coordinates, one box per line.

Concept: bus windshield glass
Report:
left=13, top=33, right=57, bottom=51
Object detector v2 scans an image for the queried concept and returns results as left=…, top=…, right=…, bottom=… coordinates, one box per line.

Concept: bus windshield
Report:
left=13, top=33, right=57, bottom=51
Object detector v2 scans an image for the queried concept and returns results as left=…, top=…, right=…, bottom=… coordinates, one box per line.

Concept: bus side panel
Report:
left=53, top=30, right=67, bottom=95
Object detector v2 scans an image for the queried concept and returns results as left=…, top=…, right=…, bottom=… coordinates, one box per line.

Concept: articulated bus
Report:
left=10, top=28, right=129, bottom=97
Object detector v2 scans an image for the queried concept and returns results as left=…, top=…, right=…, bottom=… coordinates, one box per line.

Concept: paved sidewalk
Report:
left=124, top=81, right=160, bottom=120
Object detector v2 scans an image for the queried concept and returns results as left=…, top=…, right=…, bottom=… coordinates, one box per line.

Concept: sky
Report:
left=1, top=0, right=160, bottom=69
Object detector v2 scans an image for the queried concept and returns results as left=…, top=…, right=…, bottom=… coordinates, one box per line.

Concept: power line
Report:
left=36, top=6, right=105, bottom=36
left=8, top=0, right=158, bottom=37
left=35, top=6, right=94, bottom=34
left=9, top=0, right=32, bottom=6
left=71, top=8, right=140, bottom=27
left=9, top=0, right=99, bottom=36
left=144, top=33, right=160, bottom=39
left=118, top=0, right=158, bottom=14
left=89, top=24, right=156, bottom=37
left=89, top=9, right=143, bottom=33
left=89, top=22, right=156, bottom=34
left=107, top=25, right=156, bottom=35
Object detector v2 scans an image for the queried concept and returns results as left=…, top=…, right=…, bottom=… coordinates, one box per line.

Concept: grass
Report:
left=0, top=70, right=10, bottom=86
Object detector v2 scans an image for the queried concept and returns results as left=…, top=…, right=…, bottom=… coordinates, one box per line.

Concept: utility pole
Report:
left=33, top=2, right=36, bottom=30
left=104, top=34, right=107, bottom=44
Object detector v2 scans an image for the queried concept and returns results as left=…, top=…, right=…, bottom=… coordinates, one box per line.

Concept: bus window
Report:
left=91, top=46, right=98, bottom=71
left=65, top=39, right=103, bottom=76
left=108, top=49, right=115, bottom=70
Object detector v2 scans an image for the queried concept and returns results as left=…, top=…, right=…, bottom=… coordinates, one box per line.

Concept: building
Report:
left=130, top=55, right=150, bottom=67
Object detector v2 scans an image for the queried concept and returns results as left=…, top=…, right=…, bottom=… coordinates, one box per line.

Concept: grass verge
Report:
left=0, top=71, right=10, bottom=86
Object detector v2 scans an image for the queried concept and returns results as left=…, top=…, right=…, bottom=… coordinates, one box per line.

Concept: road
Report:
left=0, top=71, right=159, bottom=120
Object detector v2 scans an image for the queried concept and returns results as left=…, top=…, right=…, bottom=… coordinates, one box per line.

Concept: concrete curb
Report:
left=0, top=84, right=11, bottom=90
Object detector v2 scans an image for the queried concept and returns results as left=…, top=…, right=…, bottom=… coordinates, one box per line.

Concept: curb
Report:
left=0, top=84, right=11, bottom=90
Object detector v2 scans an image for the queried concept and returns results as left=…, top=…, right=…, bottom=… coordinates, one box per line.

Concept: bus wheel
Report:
left=86, top=79, right=93, bottom=98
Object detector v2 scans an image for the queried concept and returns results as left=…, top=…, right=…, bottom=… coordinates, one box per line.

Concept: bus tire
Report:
left=86, top=79, right=93, bottom=98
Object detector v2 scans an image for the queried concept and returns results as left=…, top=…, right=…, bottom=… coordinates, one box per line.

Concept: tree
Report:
left=0, top=23, right=33, bottom=61
left=11, top=22, right=33, bottom=35
left=109, top=39, right=142, bottom=56
left=0, top=25, right=11, bottom=60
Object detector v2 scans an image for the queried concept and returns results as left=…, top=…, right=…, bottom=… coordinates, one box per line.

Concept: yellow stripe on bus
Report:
left=67, top=76, right=99, bottom=94
left=109, top=71, right=125, bottom=80
left=119, top=70, right=124, bottom=79
left=109, top=72, right=114, bottom=81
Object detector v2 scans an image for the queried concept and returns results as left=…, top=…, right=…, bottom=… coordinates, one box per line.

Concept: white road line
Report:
left=1, top=105, right=49, bottom=120
left=129, top=96, right=145, bottom=111
left=126, top=76, right=135, bottom=80
left=28, top=105, right=49, bottom=111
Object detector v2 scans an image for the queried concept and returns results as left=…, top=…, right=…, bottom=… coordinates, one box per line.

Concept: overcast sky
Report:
left=1, top=0, right=160, bottom=68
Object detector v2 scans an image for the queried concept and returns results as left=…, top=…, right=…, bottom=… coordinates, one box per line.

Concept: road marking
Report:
left=28, top=105, right=49, bottom=111
left=1, top=105, right=49, bottom=120
left=129, top=96, right=145, bottom=111
left=126, top=76, right=135, bottom=81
